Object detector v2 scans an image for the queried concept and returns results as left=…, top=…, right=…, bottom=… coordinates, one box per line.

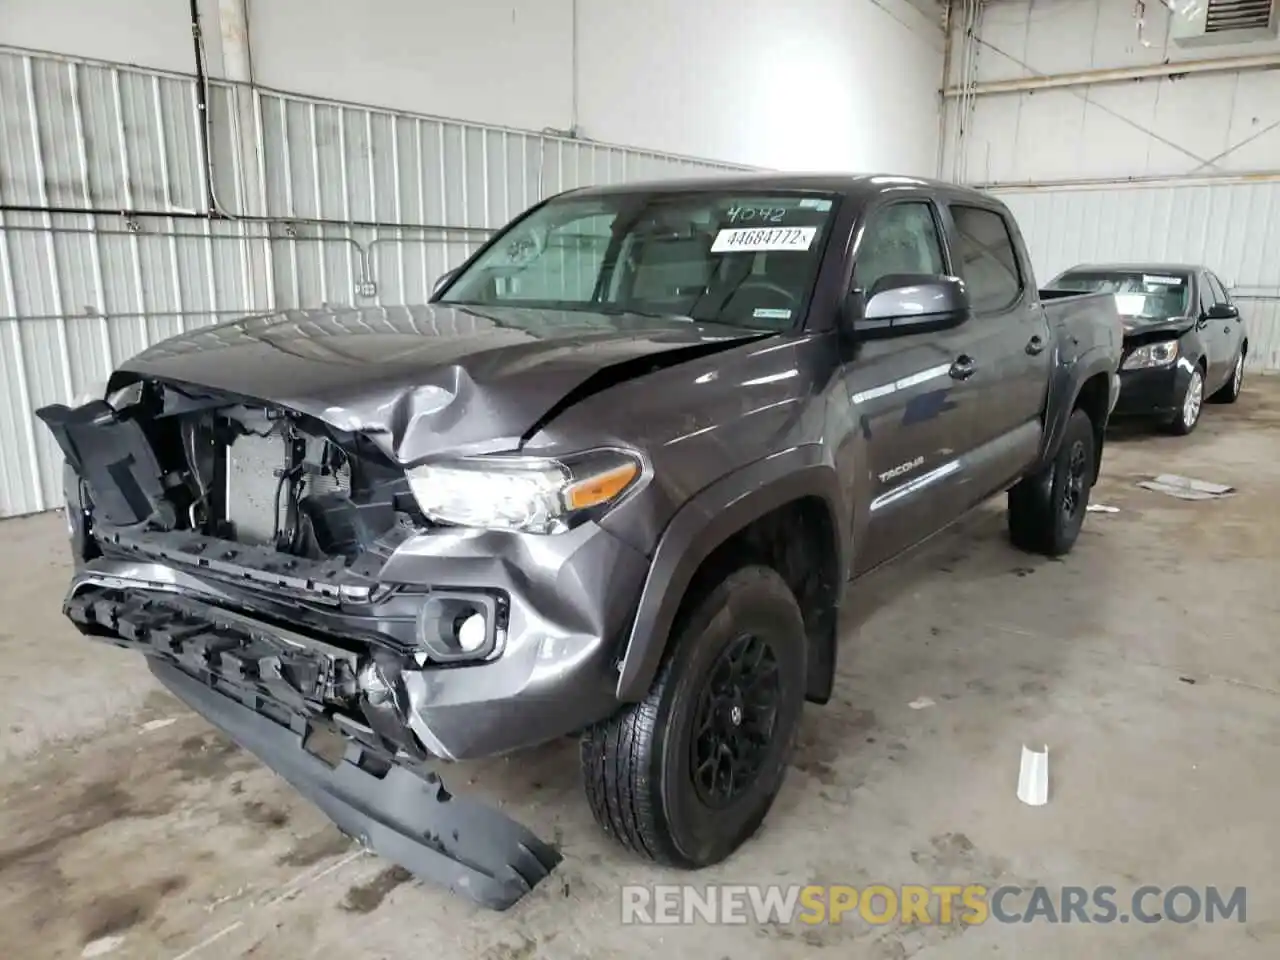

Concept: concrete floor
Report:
left=2, top=381, right=1279, bottom=960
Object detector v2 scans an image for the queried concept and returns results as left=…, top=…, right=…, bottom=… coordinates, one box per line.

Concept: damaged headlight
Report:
left=71, top=377, right=144, bottom=410
left=407, top=449, right=643, bottom=534
left=72, top=376, right=110, bottom=408
left=1122, top=340, right=1179, bottom=370
left=106, top=380, right=145, bottom=410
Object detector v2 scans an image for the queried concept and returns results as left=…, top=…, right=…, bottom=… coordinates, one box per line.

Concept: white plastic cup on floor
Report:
left=1017, top=744, right=1049, bottom=806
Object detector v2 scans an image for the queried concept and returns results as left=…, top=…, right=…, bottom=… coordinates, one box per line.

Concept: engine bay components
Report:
left=40, top=378, right=420, bottom=565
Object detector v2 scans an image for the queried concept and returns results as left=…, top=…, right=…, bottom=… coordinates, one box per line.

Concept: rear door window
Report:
left=948, top=205, right=1023, bottom=313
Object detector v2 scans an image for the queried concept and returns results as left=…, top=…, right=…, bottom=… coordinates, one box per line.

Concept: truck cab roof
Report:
left=564, top=172, right=1002, bottom=205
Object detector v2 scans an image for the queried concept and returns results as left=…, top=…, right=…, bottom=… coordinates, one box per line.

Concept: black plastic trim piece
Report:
left=149, top=659, right=562, bottom=910
left=100, top=527, right=399, bottom=605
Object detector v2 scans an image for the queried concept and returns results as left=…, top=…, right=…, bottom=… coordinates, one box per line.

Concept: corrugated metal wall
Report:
left=0, top=48, right=747, bottom=518
left=942, top=0, right=1280, bottom=184
left=993, top=181, right=1280, bottom=375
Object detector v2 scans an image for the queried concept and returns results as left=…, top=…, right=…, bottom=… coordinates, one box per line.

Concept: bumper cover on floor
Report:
left=67, top=587, right=561, bottom=910
left=151, top=662, right=561, bottom=910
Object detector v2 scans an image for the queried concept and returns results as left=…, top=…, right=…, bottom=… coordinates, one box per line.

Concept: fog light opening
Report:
left=416, top=593, right=500, bottom=663
left=455, top=611, right=487, bottom=653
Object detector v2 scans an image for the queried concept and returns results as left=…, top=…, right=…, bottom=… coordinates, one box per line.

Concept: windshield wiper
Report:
left=599, top=304, right=759, bottom=330
left=688, top=257, right=756, bottom=323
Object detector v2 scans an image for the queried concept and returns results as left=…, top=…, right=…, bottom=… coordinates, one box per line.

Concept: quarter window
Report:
left=949, top=205, right=1022, bottom=313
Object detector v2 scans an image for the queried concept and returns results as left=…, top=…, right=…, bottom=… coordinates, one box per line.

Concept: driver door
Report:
left=845, top=198, right=985, bottom=574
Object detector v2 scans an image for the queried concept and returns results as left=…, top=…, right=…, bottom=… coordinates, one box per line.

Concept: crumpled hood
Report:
left=119, top=303, right=766, bottom=462
left=1121, top=316, right=1194, bottom=340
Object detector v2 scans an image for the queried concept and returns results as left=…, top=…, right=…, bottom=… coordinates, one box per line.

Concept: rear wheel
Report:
left=581, top=566, right=806, bottom=868
left=1008, top=408, right=1095, bottom=557
left=1167, top=367, right=1204, bottom=435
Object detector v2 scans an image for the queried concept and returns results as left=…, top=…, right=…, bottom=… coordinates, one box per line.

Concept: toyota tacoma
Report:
left=39, top=174, right=1122, bottom=909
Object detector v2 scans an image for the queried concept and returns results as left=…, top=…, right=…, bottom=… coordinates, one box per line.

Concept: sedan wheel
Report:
left=1211, top=351, right=1245, bottom=404
left=1169, top=368, right=1204, bottom=435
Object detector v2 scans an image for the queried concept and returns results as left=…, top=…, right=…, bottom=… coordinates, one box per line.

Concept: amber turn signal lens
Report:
left=564, top=462, right=639, bottom=511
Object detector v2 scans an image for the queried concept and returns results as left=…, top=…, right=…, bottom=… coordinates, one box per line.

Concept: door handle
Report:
left=1026, top=335, right=1046, bottom=356
left=949, top=354, right=976, bottom=380
left=1224, top=325, right=1231, bottom=334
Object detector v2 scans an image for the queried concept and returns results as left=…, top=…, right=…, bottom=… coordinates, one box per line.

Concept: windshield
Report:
left=438, top=191, right=837, bottom=331
left=1050, top=270, right=1190, bottom=320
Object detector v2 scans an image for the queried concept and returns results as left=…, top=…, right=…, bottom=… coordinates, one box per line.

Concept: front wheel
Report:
left=1167, top=366, right=1205, bottom=435
left=1008, top=407, right=1096, bottom=557
left=1210, top=351, right=1244, bottom=404
left=581, top=565, right=807, bottom=868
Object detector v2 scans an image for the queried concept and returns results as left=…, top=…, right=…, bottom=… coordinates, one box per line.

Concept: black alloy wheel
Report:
left=690, top=633, right=781, bottom=808
left=1060, top=438, right=1089, bottom=524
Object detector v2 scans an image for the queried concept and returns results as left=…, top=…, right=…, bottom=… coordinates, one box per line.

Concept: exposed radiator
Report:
left=225, top=431, right=287, bottom=545
left=224, top=431, right=352, bottom=545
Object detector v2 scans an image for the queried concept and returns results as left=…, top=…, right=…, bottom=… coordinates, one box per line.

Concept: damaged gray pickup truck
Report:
left=39, top=174, right=1122, bottom=910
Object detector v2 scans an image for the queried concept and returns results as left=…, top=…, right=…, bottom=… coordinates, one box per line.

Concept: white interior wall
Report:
left=245, top=0, right=575, bottom=136
left=3, top=0, right=945, bottom=173
left=575, top=0, right=944, bottom=172
left=940, top=0, right=1280, bottom=376
left=2, top=0, right=198, bottom=73
left=944, top=0, right=1280, bottom=184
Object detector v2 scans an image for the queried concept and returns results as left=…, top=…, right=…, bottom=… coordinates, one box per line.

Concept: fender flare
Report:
left=1038, top=349, right=1121, bottom=470
left=614, top=445, right=849, bottom=702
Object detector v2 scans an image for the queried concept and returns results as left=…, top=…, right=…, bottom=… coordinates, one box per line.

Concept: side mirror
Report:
left=430, top=268, right=458, bottom=300
left=851, top=274, right=970, bottom=339
left=1206, top=302, right=1239, bottom=320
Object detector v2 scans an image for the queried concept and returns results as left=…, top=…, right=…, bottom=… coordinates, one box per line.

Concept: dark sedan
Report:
left=1046, top=263, right=1249, bottom=434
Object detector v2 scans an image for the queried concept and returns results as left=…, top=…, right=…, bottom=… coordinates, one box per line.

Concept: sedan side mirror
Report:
left=430, top=268, right=458, bottom=300
left=1206, top=302, right=1239, bottom=321
left=851, top=274, right=970, bottom=339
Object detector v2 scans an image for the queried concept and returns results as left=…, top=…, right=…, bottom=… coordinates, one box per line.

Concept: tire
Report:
left=1210, top=350, right=1245, bottom=404
left=1007, top=407, right=1096, bottom=557
left=1167, top=365, right=1205, bottom=435
left=581, top=565, right=807, bottom=869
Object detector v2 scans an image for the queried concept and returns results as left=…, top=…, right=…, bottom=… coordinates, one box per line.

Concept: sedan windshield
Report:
left=438, top=191, right=837, bottom=331
left=1049, top=269, right=1190, bottom=320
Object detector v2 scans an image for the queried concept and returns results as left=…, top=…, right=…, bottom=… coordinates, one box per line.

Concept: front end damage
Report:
left=39, top=375, right=649, bottom=910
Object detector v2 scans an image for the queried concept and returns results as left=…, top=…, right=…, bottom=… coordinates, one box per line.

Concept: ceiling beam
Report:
left=942, top=52, right=1280, bottom=97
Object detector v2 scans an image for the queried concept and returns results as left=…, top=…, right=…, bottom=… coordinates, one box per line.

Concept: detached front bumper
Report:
left=59, top=513, right=651, bottom=909
left=150, top=660, right=562, bottom=910
left=70, top=513, right=649, bottom=761
left=67, top=585, right=562, bottom=908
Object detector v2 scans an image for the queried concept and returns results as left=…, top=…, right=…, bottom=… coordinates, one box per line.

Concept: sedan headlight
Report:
left=1122, top=340, right=1179, bottom=370
left=407, top=449, right=642, bottom=534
